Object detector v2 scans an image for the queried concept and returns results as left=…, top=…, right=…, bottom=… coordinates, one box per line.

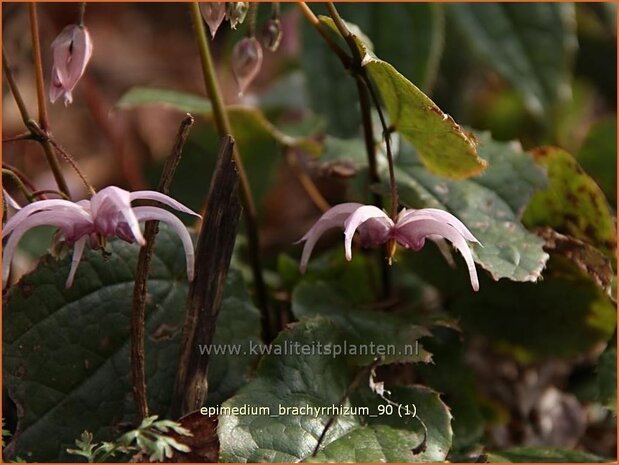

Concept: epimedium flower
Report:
left=232, top=37, right=263, bottom=96
left=2, top=186, right=199, bottom=289
left=297, top=203, right=482, bottom=291
left=199, top=2, right=226, bottom=38
left=49, top=24, right=93, bottom=105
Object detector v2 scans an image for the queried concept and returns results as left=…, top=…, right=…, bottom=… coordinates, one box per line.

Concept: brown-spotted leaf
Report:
left=523, top=146, right=616, bottom=261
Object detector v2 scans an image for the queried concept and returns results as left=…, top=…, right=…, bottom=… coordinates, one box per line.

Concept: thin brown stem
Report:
left=2, top=163, right=39, bottom=194
left=31, top=189, right=69, bottom=200
left=247, top=2, right=258, bottom=37
left=363, top=76, right=398, bottom=218
left=77, top=2, right=87, bottom=26
left=131, top=115, right=194, bottom=421
left=46, top=137, right=96, bottom=195
left=2, top=48, right=32, bottom=127
left=189, top=2, right=274, bottom=340
left=2, top=132, right=33, bottom=144
left=285, top=150, right=330, bottom=213
left=2, top=169, right=36, bottom=202
left=28, top=3, right=50, bottom=132
left=312, top=358, right=383, bottom=456
left=296, top=3, right=351, bottom=67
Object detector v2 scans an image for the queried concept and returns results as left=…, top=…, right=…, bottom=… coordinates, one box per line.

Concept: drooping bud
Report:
left=261, top=18, right=283, bottom=52
left=199, top=2, right=226, bottom=38
left=49, top=24, right=93, bottom=105
left=232, top=37, right=263, bottom=96
left=225, top=2, right=249, bottom=30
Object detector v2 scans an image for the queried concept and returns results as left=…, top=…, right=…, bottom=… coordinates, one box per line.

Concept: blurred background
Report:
left=2, top=2, right=617, bottom=460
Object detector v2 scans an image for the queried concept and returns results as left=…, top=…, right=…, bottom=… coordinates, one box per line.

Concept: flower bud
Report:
left=261, top=18, right=282, bottom=52
left=232, top=37, right=263, bottom=95
left=49, top=24, right=93, bottom=106
left=199, top=2, right=226, bottom=38
left=225, top=2, right=248, bottom=30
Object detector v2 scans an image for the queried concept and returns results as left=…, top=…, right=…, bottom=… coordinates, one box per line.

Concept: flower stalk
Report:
left=130, top=115, right=194, bottom=421
left=3, top=44, right=71, bottom=198
left=189, top=2, right=273, bottom=339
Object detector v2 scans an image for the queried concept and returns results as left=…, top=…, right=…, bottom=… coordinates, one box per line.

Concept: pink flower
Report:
left=49, top=24, right=93, bottom=105
left=231, top=37, right=263, bottom=96
left=199, top=2, right=226, bottom=38
left=2, top=186, right=199, bottom=288
left=297, top=203, right=482, bottom=291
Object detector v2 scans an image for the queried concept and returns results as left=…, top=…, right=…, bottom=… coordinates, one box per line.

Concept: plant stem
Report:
left=247, top=2, right=258, bottom=37
left=364, top=77, right=398, bottom=218
left=2, top=163, right=39, bottom=195
left=3, top=45, right=71, bottom=198
left=2, top=168, right=36, bottom=202
left=189, top=2, right=274, bottom=340
left=325, top=2, right=399, bottom=219
left=296, top=3, right=351, bottom=67
left=172, top=136, right=242, bottom=416
left=2, top=48, right=31, bottom=127
left=285, top=150, right=330, bottom=213
left=31, top=189, right=69, bottom=200
left=28, top=3, right=50, bottom=132
left=78, top=2, right=86, bottom=26
left=131, top=115, right=194, bottom=421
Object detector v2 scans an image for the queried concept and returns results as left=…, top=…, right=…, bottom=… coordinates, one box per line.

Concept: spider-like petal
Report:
left=132, top=207, right=195, bottom=281
left=397, top=218, right=479, bottom=291
left=343, top=205, right=393, bottom=261
left=65, top=236, right=88, bottom=288
left=3, top=199, right=89, bottom=238
left=129, top=191, right=200, bottom=217
left=296, top=203, right=363, bottom=273
left=397, top=208, right=480, bottom=243
left=3, top=189, right=22, bottom=211
left=2, top=211, right=84, bottom=287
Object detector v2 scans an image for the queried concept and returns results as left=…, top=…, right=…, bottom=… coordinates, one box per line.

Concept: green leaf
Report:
left=218, top=318, right=358, bottom=462
left=416, top=329, right=485, bottom=450
left=449, top=3, right=577, bottom=119
left=205, top=272, right=263, bottom=406
left=448, top=254, right=616, bottom=362
left=218, top=318, right=452, bottom=462
left=523, top=146, right=616, bottom=260
left=301, top=4, right=445, bottom=138
left=310, top=386, right=452, bottom=462
left=292, top=281, right=432, bottom=365
left=3, top=227, right=261, bottom=461
left=319, top=16, right=486, bottom=179
left=394, top=132, right=549, bottom=283
left=116, top=86, right=320, bottom=155
left=597, top=340, right=617, bottom=414
left=577, top=116, right=617, bottom=207
left=307, top=425, right=428, bottom=463
left=486, top=446, right=608, bottom=463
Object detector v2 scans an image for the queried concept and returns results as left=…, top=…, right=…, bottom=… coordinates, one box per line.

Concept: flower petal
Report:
left=397, top=218, right=480, bottom=291
left=3, top=199, right=90, bottom=238
left=397, top=208, right=480, bottom=243
left=92, top=186, right=145, bottom=245
left=296, top=202, right=363, bottom=273
left=65, top=236, right=87, bottom=288
left=2, top=211, right=83, bottom=288
left=343, top=205, right=393, bottom=261
left=129, top=191, right=201, bottom=217
left=52, top=25, right=92, bottom=91
left=3, top=189, right=22, bottom=211
left=132, top=207, right=195, bottom=281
